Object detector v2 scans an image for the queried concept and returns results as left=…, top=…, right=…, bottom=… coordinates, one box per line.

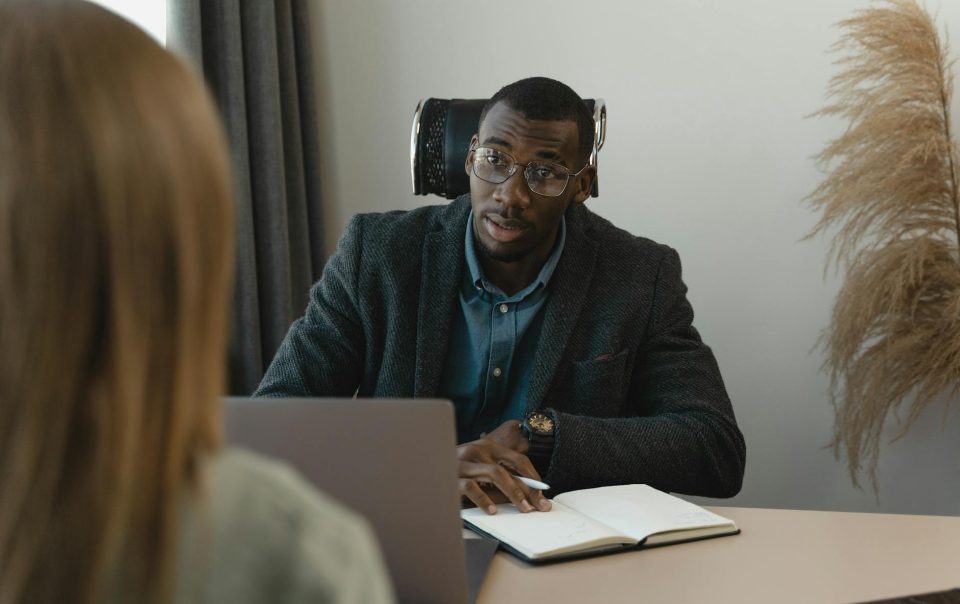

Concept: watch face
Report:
left=528, top=413, right=554, bottom=435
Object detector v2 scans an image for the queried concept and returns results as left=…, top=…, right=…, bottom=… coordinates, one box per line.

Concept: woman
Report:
left=0, top=2, right=394, bottom=603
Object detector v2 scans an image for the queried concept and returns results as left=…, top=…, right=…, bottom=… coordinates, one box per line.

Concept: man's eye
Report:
left=534, top=167, right=558, bottom=179
left=485, top=154, right=502, bottom=166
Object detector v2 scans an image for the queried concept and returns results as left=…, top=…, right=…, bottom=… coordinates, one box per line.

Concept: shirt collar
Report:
left=464, top=210, right=566, bottom=300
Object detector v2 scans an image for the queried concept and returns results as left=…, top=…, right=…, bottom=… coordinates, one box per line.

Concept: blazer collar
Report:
left=526, top=203, right=599, bottom=413
left=414, top=196, right=470, bottom=396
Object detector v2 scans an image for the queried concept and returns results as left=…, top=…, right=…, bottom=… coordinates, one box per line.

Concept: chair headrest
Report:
left=411, top=97, right=606, bottom=199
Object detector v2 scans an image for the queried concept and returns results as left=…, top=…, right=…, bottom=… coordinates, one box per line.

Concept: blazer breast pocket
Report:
left=568, top=348, right=630, bottom=415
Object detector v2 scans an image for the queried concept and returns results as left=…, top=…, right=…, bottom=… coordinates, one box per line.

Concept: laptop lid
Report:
left=224, top=397, right=468, bottom=604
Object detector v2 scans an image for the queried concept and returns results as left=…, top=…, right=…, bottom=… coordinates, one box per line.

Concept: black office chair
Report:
left=410, top=97, right=606, bottom=199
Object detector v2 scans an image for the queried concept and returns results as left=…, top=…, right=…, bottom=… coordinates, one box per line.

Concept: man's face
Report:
left=466, top=102, right=592, bottom=264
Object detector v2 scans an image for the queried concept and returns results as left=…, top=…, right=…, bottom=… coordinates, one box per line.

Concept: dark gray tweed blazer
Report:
left=256, top=195, right=745, bottom=497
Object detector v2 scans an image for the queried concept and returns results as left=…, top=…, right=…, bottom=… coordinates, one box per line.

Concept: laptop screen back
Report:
left=224, top=397, right=468, bottom=604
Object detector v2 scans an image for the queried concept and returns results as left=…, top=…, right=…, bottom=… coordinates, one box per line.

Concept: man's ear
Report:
left=465, top=134, right=479, bottom=175
left=572, top=165, right=596, bottom=204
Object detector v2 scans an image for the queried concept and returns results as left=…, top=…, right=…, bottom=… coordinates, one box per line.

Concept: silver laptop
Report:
left=224, top=397, right=468, bottom=604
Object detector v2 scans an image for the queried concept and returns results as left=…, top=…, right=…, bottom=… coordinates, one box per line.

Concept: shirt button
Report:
left=498, top=303, right=509, bottom=314
left=492, top=367, right=503, bottom=378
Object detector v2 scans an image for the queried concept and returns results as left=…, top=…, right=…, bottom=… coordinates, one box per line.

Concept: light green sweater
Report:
left=168, top=447, right=395, bottom=604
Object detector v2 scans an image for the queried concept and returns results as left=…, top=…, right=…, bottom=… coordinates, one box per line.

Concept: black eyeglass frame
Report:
left=467, top=145, right=591, bottom=198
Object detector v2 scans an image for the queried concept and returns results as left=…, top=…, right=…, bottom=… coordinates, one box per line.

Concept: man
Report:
left=256, top=77, right=746, bottom=515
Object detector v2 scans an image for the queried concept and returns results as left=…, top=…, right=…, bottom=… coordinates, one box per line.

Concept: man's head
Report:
left=466, top=77, right=596, bottom=266
left=479, top=77, right=595, bottom=166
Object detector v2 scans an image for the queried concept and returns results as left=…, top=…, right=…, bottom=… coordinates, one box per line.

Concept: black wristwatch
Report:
left=520, top=411, right=555, bottom=473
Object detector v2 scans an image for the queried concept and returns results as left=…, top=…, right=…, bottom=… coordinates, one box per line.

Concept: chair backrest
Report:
left=410, top=97, right=606, bottom=199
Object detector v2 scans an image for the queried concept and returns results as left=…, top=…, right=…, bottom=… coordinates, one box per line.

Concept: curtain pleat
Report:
left=167, top=0, right=325, bottom=394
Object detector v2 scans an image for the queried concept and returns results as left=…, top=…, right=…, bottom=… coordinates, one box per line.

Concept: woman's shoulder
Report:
left=204, top=447, right=379, bottom=557
left=177, top=447, right=395, bottom=604
left=208, top=447, right=348, bottom=518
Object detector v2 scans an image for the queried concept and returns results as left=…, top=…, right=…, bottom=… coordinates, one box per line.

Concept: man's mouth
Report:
left=484, top=215, right=528, bottom=243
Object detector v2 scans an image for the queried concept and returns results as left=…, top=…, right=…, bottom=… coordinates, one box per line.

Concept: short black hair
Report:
left=478, top=77, right=595, bottom=166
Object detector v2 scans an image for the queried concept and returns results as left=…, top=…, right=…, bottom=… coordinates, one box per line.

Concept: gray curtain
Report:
left=167, top=0, right=325, bottom=394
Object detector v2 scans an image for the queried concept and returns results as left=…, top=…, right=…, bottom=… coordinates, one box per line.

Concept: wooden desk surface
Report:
left=474, top=506, right=960, bottom=603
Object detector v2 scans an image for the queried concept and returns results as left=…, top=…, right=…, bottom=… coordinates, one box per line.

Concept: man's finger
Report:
left=485, top=464, right=540, bottom=513
left=492, top=452, right=551, bottom=512
left=479, top=485, right=510, bottom=505
left=464, top=435, right=540, bottom=482
left=459, top=448, right=549, bottom=512
left=497, top=471, right=551, bottom=511
left=460, top=478, right=497, bottom=515
left=461, top=461, right=535, bottom=512
left=494, top=447, right=542, bottom=483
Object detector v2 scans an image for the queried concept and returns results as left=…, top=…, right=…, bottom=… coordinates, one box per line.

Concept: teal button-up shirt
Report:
left=438, top=211, right=566, bottom=443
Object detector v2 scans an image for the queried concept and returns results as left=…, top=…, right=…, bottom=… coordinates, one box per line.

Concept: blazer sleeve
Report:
left=544, top=248, right=746, bottom=498
left=254, top=216, right=366, bottom=397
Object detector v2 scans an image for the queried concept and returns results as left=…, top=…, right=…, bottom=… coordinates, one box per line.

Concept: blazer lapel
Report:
left=525, top=207, right=599, bottom=413
left=414, top=199, right=468, bottom=397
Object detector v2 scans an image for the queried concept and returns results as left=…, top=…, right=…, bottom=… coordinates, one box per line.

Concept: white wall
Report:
left=88, top=0, right=165, bottom=44
left=311, top=0, right=960, bottom=515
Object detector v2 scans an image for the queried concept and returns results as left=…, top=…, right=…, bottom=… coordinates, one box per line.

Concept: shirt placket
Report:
left=476, top=296, right=517, bottom=433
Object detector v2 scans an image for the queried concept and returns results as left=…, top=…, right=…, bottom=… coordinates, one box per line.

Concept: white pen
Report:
left=513, top=474, right=550, bottom=491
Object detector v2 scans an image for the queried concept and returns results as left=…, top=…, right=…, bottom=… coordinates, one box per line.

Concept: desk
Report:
left=474, top=506, right=960, bottom=603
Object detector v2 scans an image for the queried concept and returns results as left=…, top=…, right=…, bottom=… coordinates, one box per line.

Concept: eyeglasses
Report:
left=468, top=146, right=588, bottom=197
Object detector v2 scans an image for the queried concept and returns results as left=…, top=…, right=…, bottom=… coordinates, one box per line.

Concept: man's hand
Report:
left=458, top=420, right=552, bottom=515
left=481, top=419, right=529, bottom=452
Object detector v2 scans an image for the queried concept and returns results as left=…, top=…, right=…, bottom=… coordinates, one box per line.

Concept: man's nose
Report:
left=493, top=168, right=531, bottom=210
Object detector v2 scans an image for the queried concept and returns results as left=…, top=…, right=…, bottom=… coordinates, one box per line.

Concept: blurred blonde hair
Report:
left=0, top=1, right=234, bottom=603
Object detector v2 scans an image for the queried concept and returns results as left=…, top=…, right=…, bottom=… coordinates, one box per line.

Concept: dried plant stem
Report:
left=806, top=0, right=960, bottom=489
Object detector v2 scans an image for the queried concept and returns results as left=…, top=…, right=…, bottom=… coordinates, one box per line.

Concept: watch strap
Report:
left=523, top=410, right=556, bottom=477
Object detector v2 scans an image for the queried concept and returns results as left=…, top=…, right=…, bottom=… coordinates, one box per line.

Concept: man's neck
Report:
left=478, top=229, right=558, bottom=297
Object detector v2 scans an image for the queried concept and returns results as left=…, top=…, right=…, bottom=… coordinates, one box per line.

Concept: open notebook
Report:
left=461, top=484, right=739, bottom=563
